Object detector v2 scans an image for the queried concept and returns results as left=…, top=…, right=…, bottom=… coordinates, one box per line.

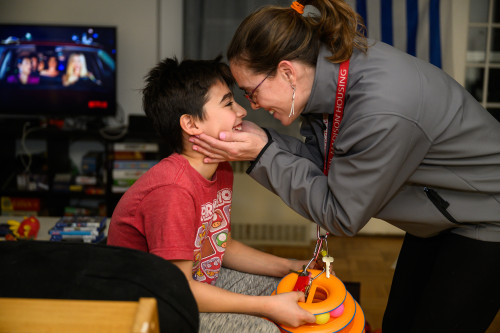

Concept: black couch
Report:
left=0, top=240, right=199, bottom=332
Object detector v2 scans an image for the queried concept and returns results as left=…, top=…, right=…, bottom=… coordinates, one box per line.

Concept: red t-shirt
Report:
left=107, top=153, right=233, bottom=285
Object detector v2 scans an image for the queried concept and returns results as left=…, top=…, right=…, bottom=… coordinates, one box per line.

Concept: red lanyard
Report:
left=323, top=60, right=349, bottom=175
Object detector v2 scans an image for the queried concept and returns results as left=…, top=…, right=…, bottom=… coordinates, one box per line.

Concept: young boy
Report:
left=107, top=57, right=316, bottom=332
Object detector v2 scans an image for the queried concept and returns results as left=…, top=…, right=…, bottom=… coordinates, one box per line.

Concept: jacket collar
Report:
left=302, top=45, right=340, bottom=116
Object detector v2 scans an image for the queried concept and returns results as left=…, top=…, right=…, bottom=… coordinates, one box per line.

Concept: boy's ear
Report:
left=180, top=114, right=203, bottom=135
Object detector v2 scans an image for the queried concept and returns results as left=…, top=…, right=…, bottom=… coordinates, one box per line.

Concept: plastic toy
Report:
left=5, top=216, right=40, bottom=240
left=330, top=303, right=345, bottom=318
left=273, top=227, right=365, bottom=333
left=315, top=313, right=330, bottom=325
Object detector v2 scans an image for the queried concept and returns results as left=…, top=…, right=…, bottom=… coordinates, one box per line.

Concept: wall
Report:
left=0, top=0, right=184, bottom=119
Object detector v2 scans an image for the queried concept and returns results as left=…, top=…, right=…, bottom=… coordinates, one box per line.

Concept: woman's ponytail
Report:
left=301, top=0, right=367, bottom=63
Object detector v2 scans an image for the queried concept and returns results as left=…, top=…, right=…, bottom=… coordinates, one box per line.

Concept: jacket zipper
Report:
left=423, top=187, right=460, bottom=224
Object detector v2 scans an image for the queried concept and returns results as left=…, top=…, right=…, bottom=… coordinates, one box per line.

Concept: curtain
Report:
left=346, top=0, right=452, bottom=69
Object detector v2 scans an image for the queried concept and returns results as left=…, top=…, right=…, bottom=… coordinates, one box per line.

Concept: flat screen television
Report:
left=0, top=24, right=117, bottom=118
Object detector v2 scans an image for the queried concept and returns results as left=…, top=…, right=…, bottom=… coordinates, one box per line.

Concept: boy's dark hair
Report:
left=142, top=56, right=235, bottom=156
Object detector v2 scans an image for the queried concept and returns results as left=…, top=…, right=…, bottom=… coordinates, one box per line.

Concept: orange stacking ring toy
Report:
left=274, top=269, right=365, bottom=333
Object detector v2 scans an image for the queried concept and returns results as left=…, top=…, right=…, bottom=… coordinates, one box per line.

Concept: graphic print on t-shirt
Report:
left=211, top=209, right=225, bottom=229
left=212, top=230, right=228, bottom=252
left=200, top=256, right=222, bottom=280
left=192, top=188, right=231, bottom=285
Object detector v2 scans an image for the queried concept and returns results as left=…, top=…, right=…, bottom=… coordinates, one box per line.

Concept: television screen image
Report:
left=0, top=24, right=117, bottom=118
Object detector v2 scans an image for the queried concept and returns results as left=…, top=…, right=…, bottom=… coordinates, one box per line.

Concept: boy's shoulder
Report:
left=148, top=153, right=189, bottom=178
left=146, top=156, right=233, bottom=188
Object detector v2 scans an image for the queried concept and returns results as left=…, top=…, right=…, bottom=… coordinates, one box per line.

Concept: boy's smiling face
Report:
left=199, top=80, right=247, bottom=138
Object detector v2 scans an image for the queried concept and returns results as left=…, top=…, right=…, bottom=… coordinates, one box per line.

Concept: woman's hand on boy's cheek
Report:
left=241, top=120, right=267, bottom=137
left=189, top=133, right=229, bottom=163
left=189, top=128, right=268, bottom=163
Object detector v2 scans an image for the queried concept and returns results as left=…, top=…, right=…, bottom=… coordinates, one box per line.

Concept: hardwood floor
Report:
left=255, top=235, right=500, bottom=332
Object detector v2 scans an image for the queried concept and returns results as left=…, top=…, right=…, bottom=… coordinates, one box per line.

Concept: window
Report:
left=465, top=0, right=500, bottom=121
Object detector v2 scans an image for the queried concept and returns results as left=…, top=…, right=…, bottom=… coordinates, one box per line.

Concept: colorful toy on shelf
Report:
left=5, top=216, right=40, bottom=240
left=273, top=227, right=365, bottom=333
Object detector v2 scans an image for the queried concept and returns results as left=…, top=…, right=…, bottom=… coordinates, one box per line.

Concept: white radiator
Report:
left=231, top=222, right=311, bottom=246
left=231, top=170, right=314, bottom=246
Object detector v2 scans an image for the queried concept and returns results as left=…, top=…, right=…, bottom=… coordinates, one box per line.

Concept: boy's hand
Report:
left=264, top=292, right=316, bottom=327
left=289, top=259, right=309, bottom=273
left=189, top=120, right=268, bottom=163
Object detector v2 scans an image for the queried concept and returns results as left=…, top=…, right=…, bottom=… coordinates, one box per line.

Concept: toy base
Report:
left=277, top=292, right=365, bottom=333
left=277, top=269, right=347, bottom=315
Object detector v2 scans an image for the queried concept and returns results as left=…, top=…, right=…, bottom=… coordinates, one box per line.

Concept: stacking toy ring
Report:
left=277, top=269, right=346, bottom=316
left=274, top=269, right=365, bottom=333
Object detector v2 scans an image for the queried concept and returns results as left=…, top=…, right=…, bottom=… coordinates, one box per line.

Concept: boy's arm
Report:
left=222, top=236, right=309, bottom=277
left=170, top=260, right=316, bottom=327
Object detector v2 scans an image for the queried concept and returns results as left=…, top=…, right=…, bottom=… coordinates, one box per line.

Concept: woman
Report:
left=190, top=0, right=500, bottom=332
left=6, top=55, right=40, bottom=85
left=40, top=55, right=60, bottom=78
left=62, top=53, right=96, bottom=86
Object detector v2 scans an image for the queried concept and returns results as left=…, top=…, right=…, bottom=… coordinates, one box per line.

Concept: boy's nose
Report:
left=236, top=103, right=248, bottom=117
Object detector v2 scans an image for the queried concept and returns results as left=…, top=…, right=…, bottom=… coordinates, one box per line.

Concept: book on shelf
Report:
left=63, top=205, right=105, bottom=217
left=112, top=178, right=139, bottom=187
left=50, top=233, right=105, bottom=243
left=113, top=160, right=158, bottom=170
left=112, top=169, right=148, bottom=179
left=111, top=168, right=150, bottom=192
left=50, top=216, right=106, bottom=243
left=69, top=184, right=83, bottom=192
left=111, top=161, right=157, bottom=193
left=55, top=215, right=106, bottom=228
left=113, top=142, right=159, bottom=152
left=81, top=151, right=103, bottom=175
left=83, top=186, right=105, bottom=195
left=52, top=173, right=72, bottom=192
left=75, top=175, right=98, bottom=185
left=111, top=185, right=131, bottom=193
left=112, top=151, right=147, bottom=160
left=111, top=142, right=160, bottom=193
left=49, top=229, right=100, bottom=236
left=1, top=196, right=41, bottom=216
left=111, top=168, right=152, bottom=192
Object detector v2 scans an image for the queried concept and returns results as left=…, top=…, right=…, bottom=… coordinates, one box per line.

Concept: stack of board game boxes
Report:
left=111, top=142, right=160, bottom=193
left=48, top=216, right=107, bottom=243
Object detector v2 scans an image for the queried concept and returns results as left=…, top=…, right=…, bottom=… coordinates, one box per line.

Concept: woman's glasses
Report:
left=243, top=71, right=272, bottom=104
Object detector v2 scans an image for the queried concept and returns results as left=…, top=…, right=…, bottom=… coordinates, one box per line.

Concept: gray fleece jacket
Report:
left=248, top=40, right=500, bottom=242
